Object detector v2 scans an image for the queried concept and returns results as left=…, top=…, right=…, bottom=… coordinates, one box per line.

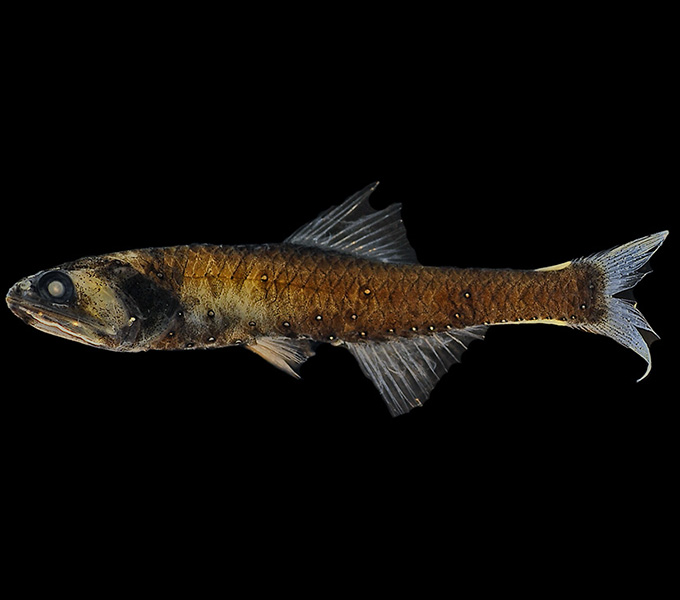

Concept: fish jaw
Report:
left=6, top=274, right=137, bottom=351
left=6, top=295, right=111, bottom=349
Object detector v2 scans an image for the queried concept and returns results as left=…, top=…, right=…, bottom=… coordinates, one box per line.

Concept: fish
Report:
left=6, top=183, right=669, bottom=416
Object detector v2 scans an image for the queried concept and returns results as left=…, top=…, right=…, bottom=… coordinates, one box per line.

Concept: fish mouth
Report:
left=6, top=294, right=111, bottom=349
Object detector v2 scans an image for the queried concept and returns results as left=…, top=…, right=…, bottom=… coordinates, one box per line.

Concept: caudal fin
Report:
left=573, top=231, right=669, bottom=381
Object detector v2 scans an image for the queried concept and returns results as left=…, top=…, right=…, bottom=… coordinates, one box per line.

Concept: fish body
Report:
left=6, top=183, right=668, bottom=415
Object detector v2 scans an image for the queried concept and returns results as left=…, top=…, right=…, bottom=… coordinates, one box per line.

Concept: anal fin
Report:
left=346, top=327, right=487, bottom=416
left=247, top=337, right=316, bottom=379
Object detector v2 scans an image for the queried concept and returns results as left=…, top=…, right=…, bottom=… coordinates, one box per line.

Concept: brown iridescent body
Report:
left=6, top=183, right=668, bottom=415
left=116, top=244, right=603, bottom=351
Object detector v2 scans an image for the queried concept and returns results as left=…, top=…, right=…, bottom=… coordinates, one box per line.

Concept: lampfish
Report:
left=6, top=183, right=668, bottom=416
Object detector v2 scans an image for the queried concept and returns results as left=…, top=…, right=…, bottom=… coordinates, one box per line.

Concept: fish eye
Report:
left=38, top=271, right=75, bottom=304
left=48, top=280, right=66, bottom=298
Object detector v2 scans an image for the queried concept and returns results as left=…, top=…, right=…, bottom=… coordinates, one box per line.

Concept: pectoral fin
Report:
left=247, top=337, right=317, bottom=379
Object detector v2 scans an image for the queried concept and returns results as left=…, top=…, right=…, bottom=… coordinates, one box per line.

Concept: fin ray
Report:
left=573, top=231, right=668, bottom=381
left=285, top=182, right=419, bottom=264
left=346, top=327, right=487, bottom=416
left=247, top=337, right=316, bottom=379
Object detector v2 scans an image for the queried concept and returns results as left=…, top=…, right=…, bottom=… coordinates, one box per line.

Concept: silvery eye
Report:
left=38, top=271, right=75, bottom=304
left=47, top=279, right=66, bottom=298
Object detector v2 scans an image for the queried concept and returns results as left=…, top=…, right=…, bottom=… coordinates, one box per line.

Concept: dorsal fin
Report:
left=285, top=182, right=419, bottom=264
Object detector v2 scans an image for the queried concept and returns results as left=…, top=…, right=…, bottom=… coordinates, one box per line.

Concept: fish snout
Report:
left=6, top=276, right=37, bottom=317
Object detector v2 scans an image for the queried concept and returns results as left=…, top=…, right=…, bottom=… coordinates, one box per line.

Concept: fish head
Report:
left=6, top=257, right=147, bottom=351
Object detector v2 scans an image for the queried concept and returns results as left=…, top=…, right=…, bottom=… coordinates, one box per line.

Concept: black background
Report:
left=2, top=8, right=675, bottom=592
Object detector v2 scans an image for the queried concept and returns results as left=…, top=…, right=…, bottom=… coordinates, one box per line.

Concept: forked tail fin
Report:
left=573, top=231, right=669, bottom=381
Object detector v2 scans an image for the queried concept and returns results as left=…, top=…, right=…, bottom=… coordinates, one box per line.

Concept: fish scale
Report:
left=6, top=182, right=668, bottom=416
